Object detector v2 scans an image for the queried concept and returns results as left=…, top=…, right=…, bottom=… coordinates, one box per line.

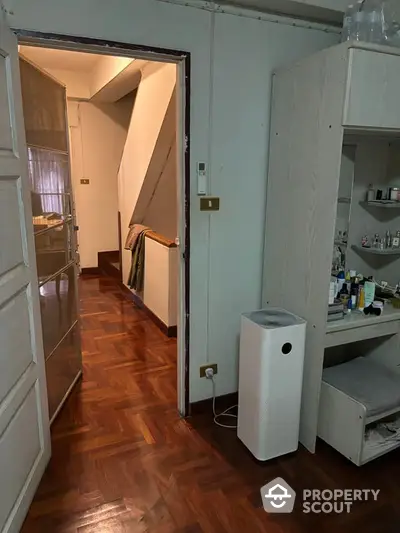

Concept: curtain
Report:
left=27, top=147, right=70, bottom=215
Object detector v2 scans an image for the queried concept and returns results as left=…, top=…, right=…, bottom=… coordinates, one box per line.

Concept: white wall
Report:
left=68, top=100, right=132, bottom=268
left=9, top=0, right=339, bottom=403
left=118, top=62, right=176, bottom=284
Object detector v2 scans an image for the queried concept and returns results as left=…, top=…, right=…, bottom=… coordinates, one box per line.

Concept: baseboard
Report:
left=190, top=392, right=239, bottom=416
left=81, top=267, right=100, bottom=275
left=128, top=289, right=177, bottom=338
left=118, top=281, right=177, bottom=338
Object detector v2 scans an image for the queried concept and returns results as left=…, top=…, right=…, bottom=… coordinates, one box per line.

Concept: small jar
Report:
left=393, top=231, right=400, bottom=249
left=391, top=187, right=400, bottom=201
left=372, top=301, right=383, bottom=316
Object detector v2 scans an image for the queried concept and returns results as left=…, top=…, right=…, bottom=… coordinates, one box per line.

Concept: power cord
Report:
left=205, top=368, right=237, bottom=429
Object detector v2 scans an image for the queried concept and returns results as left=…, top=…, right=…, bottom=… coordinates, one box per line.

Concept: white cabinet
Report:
left=344, top=48, right=400, bottom=131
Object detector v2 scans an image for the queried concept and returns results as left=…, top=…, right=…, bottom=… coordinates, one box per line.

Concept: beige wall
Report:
left=141, top=139, right=177, bottom=241
left=90, top=56, right=133, bottom=98
left=119, top=62, right=176, bottom=285
left=46, top=68, right=91, bottom=99
left=45, top=57, right=141, bottom=101
left=135, top=89, right=177, bottom=241
left=69, top=100, right=132, bottom=268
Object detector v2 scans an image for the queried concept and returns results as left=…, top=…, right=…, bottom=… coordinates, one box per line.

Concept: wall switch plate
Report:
left=199, top=363, right=218, bottom=378
left=80, top=178, right=90, bottom=185
left=200, top=197, right=220, bottom=211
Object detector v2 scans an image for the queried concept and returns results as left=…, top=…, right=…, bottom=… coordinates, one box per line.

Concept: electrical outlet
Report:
left=199, top=363, right=218, bottom=378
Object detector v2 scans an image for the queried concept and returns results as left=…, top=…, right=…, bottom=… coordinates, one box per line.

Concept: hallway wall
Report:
left=68, top=100, right=133, bottom=268
left=118, top=62, right=176, bottom=285
left=44, top=68, right=91, bottom=99
left=141, top=137, right=177, bottom=241
left=131, top=88, right=177, bottom=241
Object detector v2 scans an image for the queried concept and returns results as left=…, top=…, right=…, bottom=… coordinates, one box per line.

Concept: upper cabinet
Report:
left=344, top=46, right=400, bottom=131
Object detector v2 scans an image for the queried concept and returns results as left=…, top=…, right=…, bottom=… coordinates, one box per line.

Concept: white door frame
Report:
left=15, top=30, right=191, bottom=416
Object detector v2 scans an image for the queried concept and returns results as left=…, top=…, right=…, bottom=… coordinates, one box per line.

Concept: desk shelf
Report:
left=325, top=305, right=400, bottom=347
left=318, top=356, right=400, bottom=466
left=360, top=200, right=400, bottom=209
left=352, top=245, right=400, bottom=256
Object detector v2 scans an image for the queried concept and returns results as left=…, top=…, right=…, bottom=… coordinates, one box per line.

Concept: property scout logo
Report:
left=260, top=478, right=380, bottom=514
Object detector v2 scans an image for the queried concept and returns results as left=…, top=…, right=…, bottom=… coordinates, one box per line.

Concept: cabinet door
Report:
left=344, top=49, right=400, bottom=131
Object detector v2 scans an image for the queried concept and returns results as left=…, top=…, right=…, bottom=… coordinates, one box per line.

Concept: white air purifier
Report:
left=237, top=308, right=306, bottom=461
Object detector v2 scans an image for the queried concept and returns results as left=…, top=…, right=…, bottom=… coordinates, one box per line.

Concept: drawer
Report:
left=325, top=319, right=400, bottom=348
left=45, top=325, right=81, bottom=421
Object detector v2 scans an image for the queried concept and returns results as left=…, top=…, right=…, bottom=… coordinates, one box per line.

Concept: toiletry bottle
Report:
left=339, top=282, right=349, bottom=296
left=350, top=283, right=358, bottom=309
left=342, top=4, right=355, bottom=41
left=358, top=287, right=365, bottom=311
left=347, top=298, right=352, bottom=313
left=393, top=230, right=400, bottom=249
left=367, top=9, right=385, bottom=43
left=367, top=184, right=375, bottom=202
left=363, top=0, right=387, bottom=44
left=361, top=235, right=370, bottom=247
left=353, top=10, right=367, bottom=41
left=364, top=280, right=376, bottom=307
left=337, top=271, right=345, bottom=296
left=386, top=230, right=392, bottom=249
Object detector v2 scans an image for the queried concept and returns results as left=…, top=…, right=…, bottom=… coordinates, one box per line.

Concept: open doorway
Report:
left=18, top=38, right=189, bottom=426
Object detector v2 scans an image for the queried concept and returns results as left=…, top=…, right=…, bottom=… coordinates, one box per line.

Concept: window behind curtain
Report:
left=27, top=147, right=69, bottom=215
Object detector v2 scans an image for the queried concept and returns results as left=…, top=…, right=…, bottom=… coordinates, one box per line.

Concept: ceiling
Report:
left=19, top=46, right=106, bottom=72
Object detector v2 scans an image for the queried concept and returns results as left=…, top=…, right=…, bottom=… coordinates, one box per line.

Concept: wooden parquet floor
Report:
left=21, top=275, right=400, bottom=533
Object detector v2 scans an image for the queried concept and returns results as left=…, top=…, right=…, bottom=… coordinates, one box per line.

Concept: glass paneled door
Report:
left=19, top=56, right=82, bottom=423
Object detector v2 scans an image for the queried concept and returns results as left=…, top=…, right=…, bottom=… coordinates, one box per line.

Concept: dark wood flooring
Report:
left=22, top=275, right=400, bottom=532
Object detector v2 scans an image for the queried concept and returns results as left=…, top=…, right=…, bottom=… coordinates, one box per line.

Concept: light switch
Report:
left=80, top=178, right=90, bottom=185
left=200, top=197, right=220, bottom=211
